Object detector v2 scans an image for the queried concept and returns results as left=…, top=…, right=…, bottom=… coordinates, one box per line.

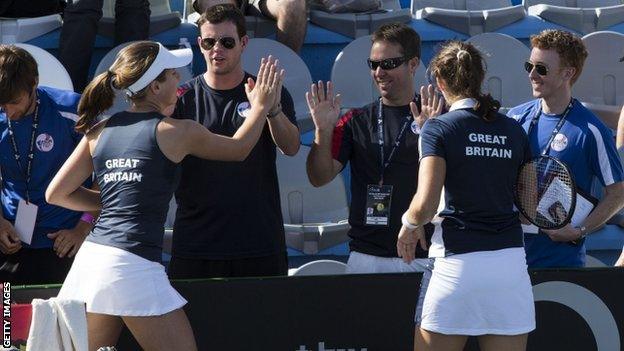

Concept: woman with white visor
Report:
left=46, top=41, right=283, bottom=350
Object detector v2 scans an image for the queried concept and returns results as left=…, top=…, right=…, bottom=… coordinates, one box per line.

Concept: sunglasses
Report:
left=200, top=36, right=237, bottom=50
left=524, top=61, right=549, bottom=76
left=367, top=56, right=411, bottom=71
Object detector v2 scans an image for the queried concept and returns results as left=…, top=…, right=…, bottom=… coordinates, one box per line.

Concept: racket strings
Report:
left=516, top=158, right=574, bottom=229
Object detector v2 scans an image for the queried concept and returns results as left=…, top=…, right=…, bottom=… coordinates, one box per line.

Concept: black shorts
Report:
left=168, top=252, right=288, bottom=279
left=0, top=248, right=74, bottom=285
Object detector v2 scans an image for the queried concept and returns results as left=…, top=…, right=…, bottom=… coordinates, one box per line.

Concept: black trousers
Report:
left=0, top=248, right=74, bottom=285
left=59, top=0, right=151, bottom=92
left=168, top=252, right=288, bottom=279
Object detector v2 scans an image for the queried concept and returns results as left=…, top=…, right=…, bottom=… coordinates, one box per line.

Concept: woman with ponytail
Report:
left=397, top=41, right=535, bottom=351
left=45, top=40, right=283, bottom=350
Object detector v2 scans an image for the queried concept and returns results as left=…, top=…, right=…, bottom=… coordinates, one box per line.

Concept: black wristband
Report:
left=267, top=103, right=282, bottom=119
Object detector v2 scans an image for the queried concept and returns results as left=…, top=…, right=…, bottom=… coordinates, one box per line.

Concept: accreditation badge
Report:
left=365, top=184, right=393, bottom=226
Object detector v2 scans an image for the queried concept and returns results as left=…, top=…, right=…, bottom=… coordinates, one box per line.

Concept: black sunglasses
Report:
left=367, top=56, right=411, bottom=71
left=200, top=36, right=237, bottom=50
left=524, top=61, right=549, bottom=76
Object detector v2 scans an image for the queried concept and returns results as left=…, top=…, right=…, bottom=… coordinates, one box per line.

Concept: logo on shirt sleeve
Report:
left=236, top=102, right=252, bottom=118
left=551, top=133, right=568, bottom=152
left=35, top=133, right=54, bottom=152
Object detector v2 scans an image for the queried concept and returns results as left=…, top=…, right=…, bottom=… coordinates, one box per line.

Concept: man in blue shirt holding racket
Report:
left=508, top=29, right=624, bottom=268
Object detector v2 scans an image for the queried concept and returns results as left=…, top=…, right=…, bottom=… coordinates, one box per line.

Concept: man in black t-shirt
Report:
left=169, top=5, right=299, bottom=278
left=306, top=23, right=443, bottom=273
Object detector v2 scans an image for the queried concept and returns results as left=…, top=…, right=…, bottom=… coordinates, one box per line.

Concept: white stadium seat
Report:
left=289, top=260, right=348, bottom=276
left=466, top=33, right=533, bottom=107
left=277, top=145, right=351, bottom=255
left=411, top=0, right=526, bottom=36
left=331, top=35, right=428, bottom=110
left=0, top=14, right=61, bottom=44
left=526, top=1, right=624, bottom=34
left=100, top=0, right=182, bottom=37
left=14, top=43, right=73, bottom=91
left=575, top=31, right=624, bottom=106
left=242, top=38, right=314, bottom=132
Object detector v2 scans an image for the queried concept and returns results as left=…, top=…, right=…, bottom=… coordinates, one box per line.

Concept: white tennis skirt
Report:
left=415, top=247, right=535, bottom=336
left=57, top=241, right=187, bottom=316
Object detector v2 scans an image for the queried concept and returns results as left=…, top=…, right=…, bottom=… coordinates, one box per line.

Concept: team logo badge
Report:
left=36, top=133, right=54, bottom=152
left=236, top=102, right=251, bottom=118
left=411, top=120, right=421, bottom=135
left=551, top=133, right=568, bottom=152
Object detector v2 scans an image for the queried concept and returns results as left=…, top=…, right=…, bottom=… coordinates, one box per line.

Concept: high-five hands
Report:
left=411, top=84, right=444, bottom=129
left=245, top=55, right=285, bottom=115
left=306, top=80, right=342, bottom=132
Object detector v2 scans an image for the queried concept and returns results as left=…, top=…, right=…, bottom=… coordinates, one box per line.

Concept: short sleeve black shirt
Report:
left=332, top=99, right=432, bottom=258
left=171, top=73, right=297, bottom=259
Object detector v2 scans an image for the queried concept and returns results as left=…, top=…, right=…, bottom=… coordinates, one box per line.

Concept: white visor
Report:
left=125, top=43, right=193, bottom=96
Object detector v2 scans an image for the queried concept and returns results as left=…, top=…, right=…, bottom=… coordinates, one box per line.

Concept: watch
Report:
left=577, top=226, right=588, bottom=240
left=267, top=103, right=282, bottom=119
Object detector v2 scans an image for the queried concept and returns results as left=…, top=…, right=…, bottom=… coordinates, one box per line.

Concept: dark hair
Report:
left=429, top=40, right=500, bottom=121
left=530, top=29, right=587, bottom=85
left=371, top=23, right=421, bottom=60
left=197, top=4, right=246, bottom=39
left=0, top=45, right=38, bottom=105
left=76, top=41, right=167, bottom=133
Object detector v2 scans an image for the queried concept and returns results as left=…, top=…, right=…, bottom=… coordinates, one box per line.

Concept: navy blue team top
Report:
left=0, top=86, right=87, bottom=248
left=88, top=111, right=177, bottom=262
left=419, top=99, right=531, bottom=257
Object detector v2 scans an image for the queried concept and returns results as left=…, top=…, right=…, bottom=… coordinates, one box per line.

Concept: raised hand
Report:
left=245, top=56, right=285, bottom=116
left=412, top=84, right=444, bottom=129
left=306, top=80, right=342, bottom=132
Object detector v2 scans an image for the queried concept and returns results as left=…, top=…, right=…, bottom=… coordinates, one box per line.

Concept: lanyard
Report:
left=6, top=96, right=40, bottom=203
left=376, top=98, right=413, bottom=185
left=527, top=98, right=574, bottom=156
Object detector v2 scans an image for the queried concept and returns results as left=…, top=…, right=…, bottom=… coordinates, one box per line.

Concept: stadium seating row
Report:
left=2, top=0, right=624, bottom=45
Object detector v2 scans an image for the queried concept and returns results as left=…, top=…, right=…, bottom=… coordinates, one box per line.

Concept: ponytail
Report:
left=75, top=71, right=116, bottom=133
left=474, top=93, right=500, bottom=122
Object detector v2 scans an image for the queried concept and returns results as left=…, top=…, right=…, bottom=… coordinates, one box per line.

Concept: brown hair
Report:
left=530, top=29, right=587, bottom=85
left=0, top=45, right=38, bottom=105
left=429, top=40, right=500, bottom=121
left=371, top=23, right=421, bottom=60
left=196, top=3, right=246, bottom=39
left=75, top=41, right=167, bottom=133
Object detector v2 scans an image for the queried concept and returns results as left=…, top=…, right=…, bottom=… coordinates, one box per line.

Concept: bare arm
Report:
left=305, top=81, right=343, bottom=187
left=267, top=86, right=300, bottom=156
left=45, top=137, right=102, bottom=212
left=268, top=112, right=300, bottom=156
left=544, top=182, right=624, bottom=242
left=397, top=156, right=446, bottom=263
left=617, top=106, right=624, bottom=150
left=159, top=58, right=284, bottom=163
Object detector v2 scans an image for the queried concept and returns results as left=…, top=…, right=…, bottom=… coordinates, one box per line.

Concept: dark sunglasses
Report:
left=367, top=56, right=411, bottom=71
left=524, top=61, right=549, bottom=76
left=200, top=36, right=237, bottom=50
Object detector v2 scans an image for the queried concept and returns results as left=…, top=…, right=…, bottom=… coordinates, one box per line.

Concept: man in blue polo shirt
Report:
left=0, top=45, right=94, bottom=284
left=508, top=30, right=624, bottom=268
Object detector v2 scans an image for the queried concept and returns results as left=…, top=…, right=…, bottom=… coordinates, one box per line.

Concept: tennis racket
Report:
left=515, top=155, right=576, bottom=230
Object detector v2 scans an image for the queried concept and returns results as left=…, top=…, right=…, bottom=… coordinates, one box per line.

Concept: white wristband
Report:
left=401, top=212, right=420, bottom=230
